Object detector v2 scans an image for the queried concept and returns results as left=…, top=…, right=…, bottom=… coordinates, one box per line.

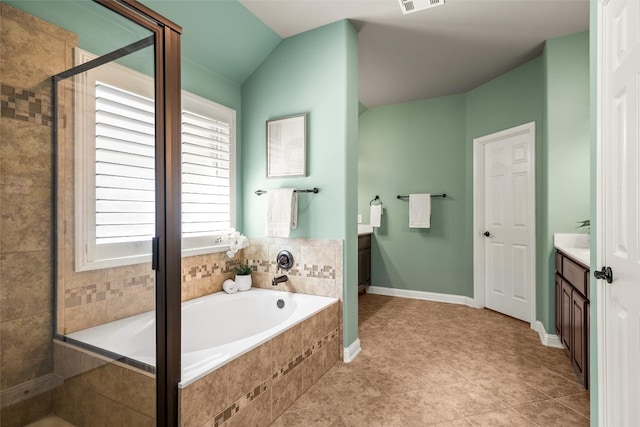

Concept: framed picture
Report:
left=266, top=113, right=307, bottom=178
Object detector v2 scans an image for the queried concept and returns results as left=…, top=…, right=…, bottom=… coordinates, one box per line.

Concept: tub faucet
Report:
left=272, top=275, right=288, bottom=286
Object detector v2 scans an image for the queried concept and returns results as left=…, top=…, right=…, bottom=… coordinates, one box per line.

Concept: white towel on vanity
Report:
left=409, top=193, right=431, bottom=228
left=265, top=188, right=298, bottom=237
left=370, top=204, right=382, bottom=228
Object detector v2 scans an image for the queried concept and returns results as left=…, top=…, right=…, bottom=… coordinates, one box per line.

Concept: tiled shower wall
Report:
left=0, top=4, right=77, bottom=425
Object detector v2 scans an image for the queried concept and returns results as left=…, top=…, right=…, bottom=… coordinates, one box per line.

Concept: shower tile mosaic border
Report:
left=182, top=259, right=240, bottom=283
left=212, top=326, right=340, bottom=427
left=62, top=257, right=237, bottom=309
left=245, top=259, right=336, bottom=280
left=64, top=275, right=154, bottom=308
left=0, top=84, right=53, bottom=127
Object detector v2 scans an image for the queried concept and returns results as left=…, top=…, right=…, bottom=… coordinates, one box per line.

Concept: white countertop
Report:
left=358, top=224, right=373, bottom=235
left=554, top=233, right=590, bottom=267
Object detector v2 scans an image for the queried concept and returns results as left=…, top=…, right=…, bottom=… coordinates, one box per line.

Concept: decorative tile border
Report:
left=64, top=275, right=154, bottom=308
left=211, top=326, right=339, bottom=427
left=303, top=263, right=336, bottom=279
left=182, top=259, right=239, bottom=283
left=245, top=259, right=335, bottom=280
left=0, top=83, right=53, bottom=127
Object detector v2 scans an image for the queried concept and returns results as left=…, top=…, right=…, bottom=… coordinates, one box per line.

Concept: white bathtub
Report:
left=66, top=288, right=338, bottom=386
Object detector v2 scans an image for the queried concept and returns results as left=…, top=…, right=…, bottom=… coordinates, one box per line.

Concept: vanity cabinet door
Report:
left=571, top=290, right=587, bottom=386
left=555, top=274, right=563, bottom=338
left=561, top=280, right=573, bottom=356
left=358, top=235, right=371, bottom=293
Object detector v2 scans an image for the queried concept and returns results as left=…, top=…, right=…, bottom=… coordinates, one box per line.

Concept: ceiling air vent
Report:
left=399, top=0, right=445, bottom=15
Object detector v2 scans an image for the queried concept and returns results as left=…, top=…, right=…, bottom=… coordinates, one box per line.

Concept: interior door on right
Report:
left=601, top=0, right=640, bottom=423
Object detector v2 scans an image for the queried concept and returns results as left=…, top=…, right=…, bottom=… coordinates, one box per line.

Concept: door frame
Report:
left=472, top=122, right=536, bottom=328
left=595, top=0, right=607, bottom=423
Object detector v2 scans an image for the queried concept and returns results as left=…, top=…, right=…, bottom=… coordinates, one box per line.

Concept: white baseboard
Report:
left=343, top=338, right=362, bottom=363
left=367, top=286, right=475, bottom=307
left=532, top=320, right=563, bottom=348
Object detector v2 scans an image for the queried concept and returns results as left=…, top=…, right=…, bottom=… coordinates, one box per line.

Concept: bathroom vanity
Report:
left=358, top=233, right=371, bottom=293
left=554, top=234, right=590, bottom=389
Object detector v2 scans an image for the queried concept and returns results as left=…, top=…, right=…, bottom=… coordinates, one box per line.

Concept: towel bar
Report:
left=255, top=187, right=319, bottom=196
left=370, top=195, right=381, bottom=205
left=397, top=193, right=446, bottom=199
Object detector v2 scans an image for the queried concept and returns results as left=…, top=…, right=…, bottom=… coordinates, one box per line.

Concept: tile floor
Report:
left=272, top=294, right=590, bottom=426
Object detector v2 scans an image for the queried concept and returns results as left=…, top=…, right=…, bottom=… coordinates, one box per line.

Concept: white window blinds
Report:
left=93, top=81, right=234, bottom=250
left=75, top=48, right=236, bottom=271
left=181, top=109, right=232, bottom=239
left=95, top=81, right=155, bottom=245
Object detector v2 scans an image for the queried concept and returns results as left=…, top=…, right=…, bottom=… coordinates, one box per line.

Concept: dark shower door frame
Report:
left=52, top=1, right=182, bottom=425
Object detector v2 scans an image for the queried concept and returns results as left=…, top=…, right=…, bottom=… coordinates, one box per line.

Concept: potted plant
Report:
left=577, top=219, right=590, bottom=232
left=234, top=264, right=252, bottom=291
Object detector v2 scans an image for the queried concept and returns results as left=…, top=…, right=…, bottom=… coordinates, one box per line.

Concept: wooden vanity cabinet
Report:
left=571, top=291, right=588, bottom=382
left=561, top=279, right=573, bottom=356
left=555, top=250, right=590, bottom=389
left=358, top=234, right=371, bottom=293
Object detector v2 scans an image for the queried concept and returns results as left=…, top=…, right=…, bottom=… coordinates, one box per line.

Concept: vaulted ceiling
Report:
left=239, top=0, right=589, bottom=107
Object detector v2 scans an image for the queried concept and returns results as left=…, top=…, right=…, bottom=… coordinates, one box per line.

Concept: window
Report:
left=74, top=49, right=235, bottom=271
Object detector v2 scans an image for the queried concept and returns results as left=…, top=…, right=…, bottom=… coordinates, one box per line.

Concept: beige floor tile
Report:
left=471, top=373, right=550, bottom=406
left=556, top=391, right=590, bottom=418
left=271, top=294, right=591, bottom=426
left=514, top=367, right=587, bottom=398
left=436, top=381, right=508, bottom=417
left=270, top=406, right=346, bottom=427
left=431, top=418, right=474, bottom=426
left=514, top=400, right=590, bottom=427
left=337, top=389, right=462, bottom=427
left=466, top=407, right=538, bottom=426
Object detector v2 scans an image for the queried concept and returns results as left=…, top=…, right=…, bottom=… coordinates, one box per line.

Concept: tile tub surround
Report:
left=51, top=341, right=156, bottom=426
left=273, top=294, right=590, bottom=426
left=179, top=301, right=341, bottom=426
left=244, top=238, right=343, bottom=300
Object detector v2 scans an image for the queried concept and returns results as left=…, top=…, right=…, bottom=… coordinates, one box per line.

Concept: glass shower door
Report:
left=51, top=1, right=182, bottom=424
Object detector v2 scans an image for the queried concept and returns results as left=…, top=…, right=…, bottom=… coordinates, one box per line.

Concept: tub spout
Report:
left=272, top=275, right=288, bottom=286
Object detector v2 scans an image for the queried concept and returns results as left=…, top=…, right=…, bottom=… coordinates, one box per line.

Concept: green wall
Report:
left=467, top=57, right=546, bottom=320
left=359, top=32, right=589, bottom=336
left=542, top=31, right=591, bottom=330
left=241, top=20, right=359, bottom=347
left=358, top=95, right=470, bottom=296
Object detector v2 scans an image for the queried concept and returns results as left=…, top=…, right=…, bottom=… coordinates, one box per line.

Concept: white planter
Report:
left=235, top=274, right=252, bottom=291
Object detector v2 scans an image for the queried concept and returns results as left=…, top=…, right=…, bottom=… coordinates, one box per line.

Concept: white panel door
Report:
left=600, top=0, right=640, bottom=423
left=481, top=124, right=535, bottom=322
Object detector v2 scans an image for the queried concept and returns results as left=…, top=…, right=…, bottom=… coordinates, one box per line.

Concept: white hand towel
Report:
left=222, top=279, right=238, bottom=294
left=370, top=204, right=382, bottom=228
left=265, top=188, right=298, bottom=237
left=409, top=193, right=431, bottom=228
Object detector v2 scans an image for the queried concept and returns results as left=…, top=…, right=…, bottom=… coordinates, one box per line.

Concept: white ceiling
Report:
left=238, top=0, right=589, bottom=108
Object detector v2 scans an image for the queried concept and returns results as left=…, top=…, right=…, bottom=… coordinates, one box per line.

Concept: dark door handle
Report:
left=594, top=266, right=613, bottom=284
left=483, top=231, right=492, bottom=237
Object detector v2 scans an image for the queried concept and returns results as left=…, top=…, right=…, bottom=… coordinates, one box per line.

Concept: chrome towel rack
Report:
left=397, top=193, right=447, bottom=199
left=255, top=187, right=319, bottom=196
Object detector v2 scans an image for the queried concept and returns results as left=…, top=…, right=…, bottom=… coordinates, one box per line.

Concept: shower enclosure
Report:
left=52, top=2, right=182, bottom=425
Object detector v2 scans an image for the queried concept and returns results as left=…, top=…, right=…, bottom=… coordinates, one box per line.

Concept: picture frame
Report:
left=266, top=113, right=307, bottom=178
